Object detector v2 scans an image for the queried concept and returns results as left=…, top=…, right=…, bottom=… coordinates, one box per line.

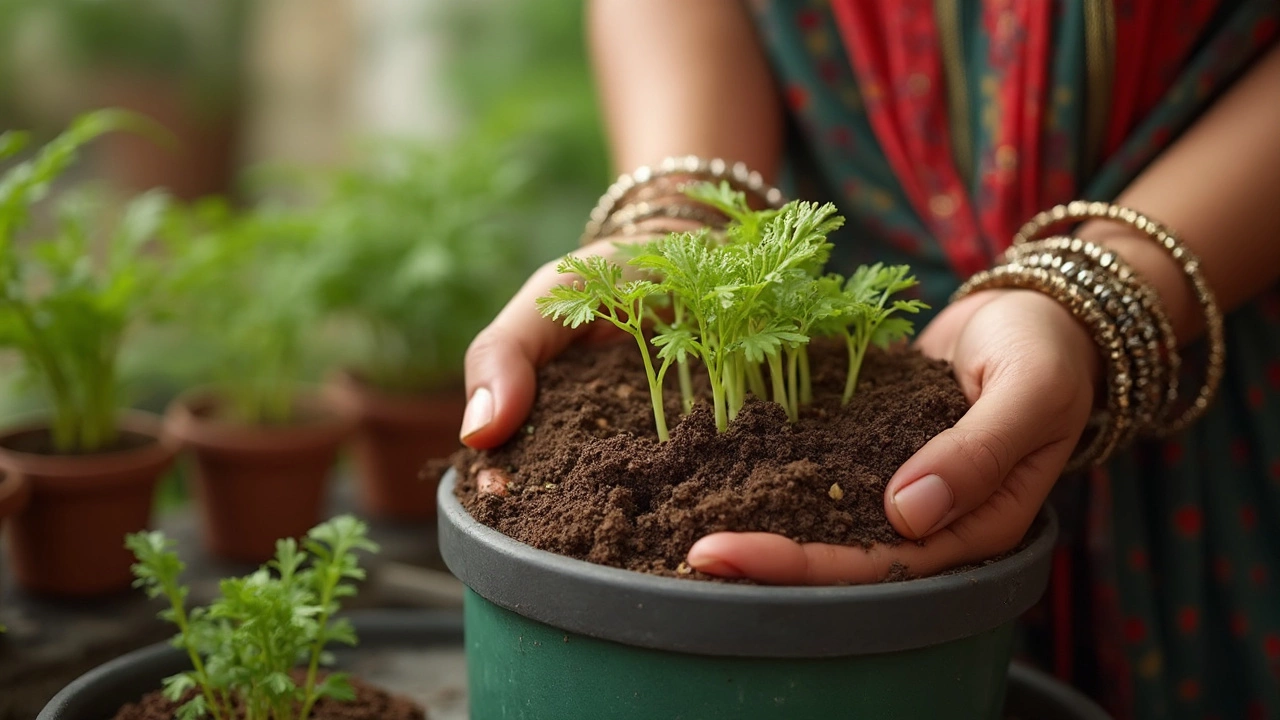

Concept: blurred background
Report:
left=0, top=0, right=609, bottom=424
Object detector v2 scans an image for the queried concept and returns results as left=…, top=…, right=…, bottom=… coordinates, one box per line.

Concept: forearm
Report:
left=1078, top=42, right=1280, bottom=343
left=588, top=0, right=783, bottom=179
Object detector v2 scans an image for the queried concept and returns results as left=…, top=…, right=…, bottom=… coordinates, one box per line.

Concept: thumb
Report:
left=461, top=240, right=619, bottom=449
left=883, top=369, right=1079, bottom=540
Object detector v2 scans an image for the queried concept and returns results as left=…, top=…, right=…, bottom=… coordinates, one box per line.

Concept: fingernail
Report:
left=891, top=474, right=953, bottom=537
left=686, top=554, right=744, bottom=578
left=460, top=387, right=494, bottom=440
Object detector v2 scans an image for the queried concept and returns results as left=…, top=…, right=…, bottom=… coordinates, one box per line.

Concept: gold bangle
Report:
left=1003, top=237, right=1180, bottom=438
left=1012, top=201, right=1224, bottom=434
left=952, top=263, right=1133, bottom=471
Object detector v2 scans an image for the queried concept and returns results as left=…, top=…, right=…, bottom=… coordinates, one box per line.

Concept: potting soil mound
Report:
left=110, top=674, right=425, bottom=720
left=454, top=339, right=969, bottom=579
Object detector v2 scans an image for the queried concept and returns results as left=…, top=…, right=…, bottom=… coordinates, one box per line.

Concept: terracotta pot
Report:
left=0, top=470, right=30, bottom=618
left=93, top=73, right=240, bottom=201
left=0, top=471, right=31, bottom=523
left=164, top=390, right=354, bottom=564
left=326, top=373, right=465, bottom=521
left=0, top=415, right=177, bottom=597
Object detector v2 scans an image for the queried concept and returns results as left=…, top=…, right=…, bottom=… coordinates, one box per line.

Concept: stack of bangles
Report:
left=579, top=155, right=787, bottom=245
left=583, top=158, right=1224, bottom=472
left=953, top=201, right=1226, bottom=471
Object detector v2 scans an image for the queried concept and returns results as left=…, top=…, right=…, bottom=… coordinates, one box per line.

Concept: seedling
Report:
left=538, top=182, right=928, bottom=438
left=126, top=515, right=379, bottom=720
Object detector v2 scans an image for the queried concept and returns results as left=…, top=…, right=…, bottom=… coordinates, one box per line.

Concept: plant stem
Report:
left=708, top=356, right=727, bottom=433
left=842, top=331, right=870, bottom=406
left=786, top=348, right=800, bottom=421
left=799, top=347, right=812, bottom=406
left=677, top=359, right=694, bottom=415
left=632, top=331, right=670, bottom=442
left=767, top=353, right=795, bottom=422
left=746, top=359, right=767, bottom=400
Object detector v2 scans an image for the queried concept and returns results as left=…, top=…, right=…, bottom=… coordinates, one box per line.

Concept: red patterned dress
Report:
left=748, top=1, right=1280, bottom=717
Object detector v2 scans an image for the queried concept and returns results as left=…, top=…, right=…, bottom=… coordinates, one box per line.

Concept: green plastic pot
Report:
left=438, top=469, right=1058, bottom=720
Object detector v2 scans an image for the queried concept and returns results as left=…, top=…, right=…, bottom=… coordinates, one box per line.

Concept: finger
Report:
left=687, top=532, right=889, bottom=584
left=688, top=496, right=1040, bottom=585
left=882, top=362, right=1080, bottom=540
left=461, top=239, right=619, bottom=449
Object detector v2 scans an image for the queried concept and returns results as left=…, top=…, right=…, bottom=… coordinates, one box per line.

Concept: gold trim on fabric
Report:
left=1083, top=0, right=1116, bottom=177
left=935, top=0, right=974, bottom=180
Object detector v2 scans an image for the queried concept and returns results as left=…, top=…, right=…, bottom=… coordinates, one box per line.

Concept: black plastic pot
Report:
left=38, top=609, right=1111, bottom=720
left=439, top=469, right=1068, bottom=719
left=37, top=610, right=462, bottom=720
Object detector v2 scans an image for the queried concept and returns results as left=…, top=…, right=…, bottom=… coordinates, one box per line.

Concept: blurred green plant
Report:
left=0, top=0, right=248, bottom=113
left=0, top=110, right=173, bottom=452
left=438, top=0, right=608, bottom=258
left=305, top=134, right=536, bottom=393
left=160, top=197, right=326, bottom=425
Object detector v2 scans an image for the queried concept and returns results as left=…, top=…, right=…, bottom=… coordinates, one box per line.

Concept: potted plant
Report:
left=0, top=111, right=180, bottom=597
left=37, top=515, right=428, bottom=719
left=439, top=185, right=1058, bottom=719
left=162, top=199, right=352, bottom=564
left=312, top=136, right=536, bottom=520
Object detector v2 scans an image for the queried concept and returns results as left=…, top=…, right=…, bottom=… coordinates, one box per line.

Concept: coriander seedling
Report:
left=536, top=181, right=926, bottom=438
left=127, top=515, right=379, bottom=720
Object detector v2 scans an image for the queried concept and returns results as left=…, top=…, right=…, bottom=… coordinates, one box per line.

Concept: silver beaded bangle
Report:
left=581, top=155, right=786, bottom=244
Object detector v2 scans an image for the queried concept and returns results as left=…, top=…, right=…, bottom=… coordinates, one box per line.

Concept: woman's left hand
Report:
left=686, top=288, right=1100, bottom=583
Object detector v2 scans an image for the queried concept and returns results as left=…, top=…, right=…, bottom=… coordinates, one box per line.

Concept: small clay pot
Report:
left=0, top=414, right=177, bottom=597
left=165, top=389, right=354, bottom=564
left=326, top=373, right=465, bottom=521
left=0, top=470, right=30, bottom=619
left=0, top=471, right=31, bottom=523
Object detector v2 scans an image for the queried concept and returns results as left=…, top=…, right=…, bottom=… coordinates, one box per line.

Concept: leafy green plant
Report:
left=538, top=182, right=928, bottom=438
left=0, top=110, right=171, bottom=452
left=308, top=135, right=537, bottom=393
left=159, top=197, right=326, bottom=425
left=126, top=514, right=379, bottom=720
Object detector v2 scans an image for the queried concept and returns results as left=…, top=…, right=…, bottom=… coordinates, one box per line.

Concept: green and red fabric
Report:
left=749, top=1, right=1280, bottom=717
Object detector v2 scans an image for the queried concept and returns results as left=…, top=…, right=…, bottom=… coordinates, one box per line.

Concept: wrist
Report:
left=1074, top=221, right=1201, bottom=344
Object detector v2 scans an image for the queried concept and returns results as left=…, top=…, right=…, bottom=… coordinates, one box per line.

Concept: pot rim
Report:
left=439, top=468, right=1058, bottom=657
left=164, top=387, right=355, bottom=453
left=0, top=411, right=178, bottom=481
left=36, top=610, right=464, bottom=720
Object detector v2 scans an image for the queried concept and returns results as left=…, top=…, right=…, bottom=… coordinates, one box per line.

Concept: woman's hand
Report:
left=686, top=289, right=1100, bottom=583
left=459, top=238, right=632, bottom=450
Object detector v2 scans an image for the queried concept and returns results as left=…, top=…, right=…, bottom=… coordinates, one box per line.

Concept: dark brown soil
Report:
left=453, top=339, right=969, bottom=579
left=0, top=429, right=155, bottom=456
left=109, top=673, right=425, bottom=720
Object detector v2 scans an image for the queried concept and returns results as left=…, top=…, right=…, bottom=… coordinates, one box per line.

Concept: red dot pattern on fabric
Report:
left=1174, top=505, right=1203, bottom=536
left=1265, top=634, right=1280, bottom=659
left=1124, top=616, right=1147, bottom=644
left=1178, top=606, right=1200, bottom=635
left=1248, top=386, right=1265, bottom=409
left=1128, top=547, right=1149, bottom=571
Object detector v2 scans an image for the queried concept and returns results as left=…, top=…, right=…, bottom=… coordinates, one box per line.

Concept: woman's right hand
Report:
left=460, top=238, right=631, bottom=449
